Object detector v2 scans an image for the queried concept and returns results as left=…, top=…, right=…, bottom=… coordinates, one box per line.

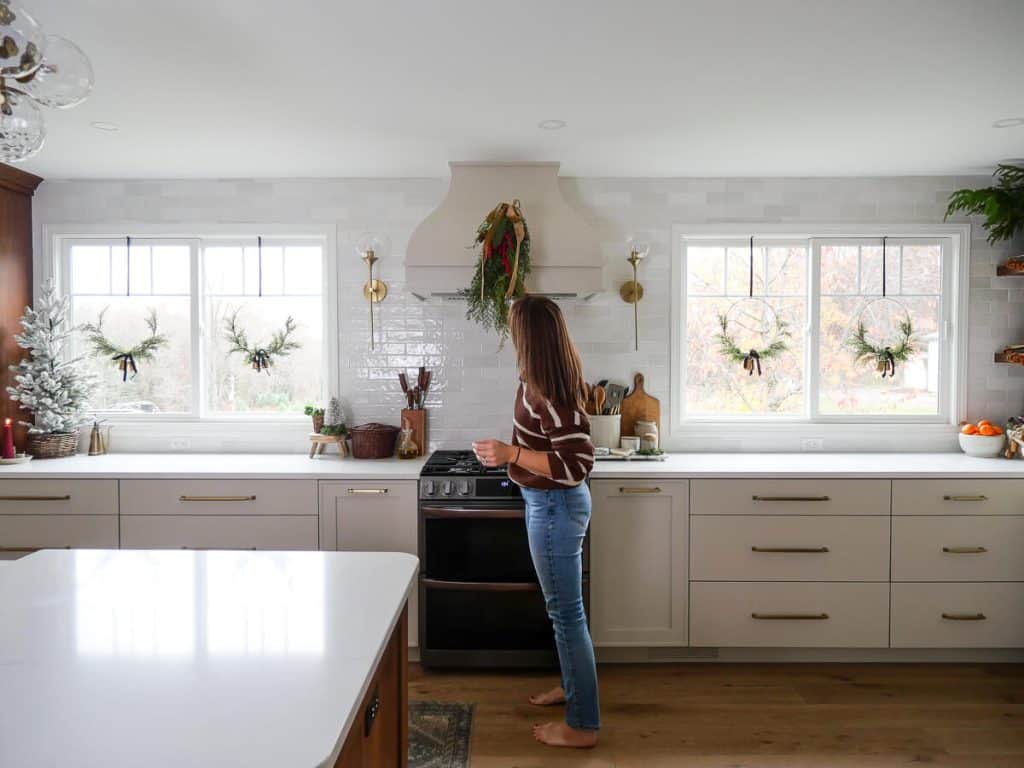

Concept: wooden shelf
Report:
left=994, top=352, right=1024, bottom=365
left=996, top=265, right=1024, bottom=276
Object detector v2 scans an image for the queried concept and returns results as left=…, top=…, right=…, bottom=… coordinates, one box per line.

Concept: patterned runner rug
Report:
left=409, top=701, right=474, bottom=768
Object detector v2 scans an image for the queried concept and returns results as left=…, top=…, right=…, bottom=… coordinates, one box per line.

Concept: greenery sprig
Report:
left=80, top=307, right=168, bottom=381
left=715, top=312, right=791, bottom=376
left=225, top=309, right=300, bottom=373
left=945, top=164, right=1024, bottom=245
left=848, top=319, right=916, bottom=378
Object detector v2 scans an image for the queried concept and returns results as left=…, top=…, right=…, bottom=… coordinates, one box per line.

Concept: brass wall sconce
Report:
left=357, top=233, right=390, bottom=349
left=619, top=238, right=650, bottom=351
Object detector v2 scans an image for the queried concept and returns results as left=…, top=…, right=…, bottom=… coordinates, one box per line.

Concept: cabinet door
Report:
left=590, top=480, right=688, bottom=646
left=320, top=481, right=419, bottom=645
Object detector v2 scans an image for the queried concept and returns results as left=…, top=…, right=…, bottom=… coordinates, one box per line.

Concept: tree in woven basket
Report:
left=6, top=280, right=95, bottom=434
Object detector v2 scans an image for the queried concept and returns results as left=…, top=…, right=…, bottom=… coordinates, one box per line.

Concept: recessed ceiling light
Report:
left=992, top=117, right=1024, bottom=129
left=537, top=119, right=567, bottom=130
left=90, top=121, right=119, bottom=132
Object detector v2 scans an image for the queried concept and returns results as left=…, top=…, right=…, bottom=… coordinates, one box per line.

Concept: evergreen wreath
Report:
left=848, top=318, right=916, bottom=378
left=224, top=309, right=300, bottom=373
left=80, top=307, right=168, bottom=382
left=460, top=200, right=531, bottom=342
left=715, top=310, right=791, bottom=377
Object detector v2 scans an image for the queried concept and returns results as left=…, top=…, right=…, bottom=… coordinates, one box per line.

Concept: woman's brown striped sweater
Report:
left=508, top=381, right=594, bottom=490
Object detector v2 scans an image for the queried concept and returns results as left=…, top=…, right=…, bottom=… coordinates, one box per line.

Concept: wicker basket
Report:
left=27, top=431, right=79, bottom=459
left=349, top=423, right=399, bottom=459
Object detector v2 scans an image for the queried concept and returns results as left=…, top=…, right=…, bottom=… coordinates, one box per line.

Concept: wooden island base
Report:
left=335, top=610, right=409, bottom=768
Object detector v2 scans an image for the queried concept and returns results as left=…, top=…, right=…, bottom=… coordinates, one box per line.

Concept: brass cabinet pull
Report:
left=942, top=495, right=987, bottom=502
left=942, top=546, right=988, bottom=554
left=0, top=495, right=71, bottom=502
left=347, top=488, right=389, bottom=495
left=941, top=612, right=987, bottom=621
left=751, top=546, right=830, bottom=553
left=751, top=495, right=830, bottom=502
left=0, top=547, right=40, bottom=553
left=618, top=487, right=661, bottom=494
left=179, top=495, right=256, bottom=502
left=752, top=612, right=829, bottom=620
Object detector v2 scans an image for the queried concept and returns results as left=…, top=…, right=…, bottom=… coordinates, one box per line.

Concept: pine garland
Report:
left=79, top=307, right=168, bottom=381
left=224, top=309, right=300, bottom=373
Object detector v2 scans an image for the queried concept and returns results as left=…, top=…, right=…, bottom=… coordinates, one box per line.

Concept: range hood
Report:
left=406, top=162, right=604, bottom=299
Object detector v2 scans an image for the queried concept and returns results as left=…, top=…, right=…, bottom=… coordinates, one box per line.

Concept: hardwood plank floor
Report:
left=410, top=663, right=1024, bottom=767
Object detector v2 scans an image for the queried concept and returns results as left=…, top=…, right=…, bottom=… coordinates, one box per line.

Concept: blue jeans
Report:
left=521, top=483, right=600, bottom=731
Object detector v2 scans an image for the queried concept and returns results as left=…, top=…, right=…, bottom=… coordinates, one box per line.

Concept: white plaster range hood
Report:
left=406, top=162, right=604, bottom=299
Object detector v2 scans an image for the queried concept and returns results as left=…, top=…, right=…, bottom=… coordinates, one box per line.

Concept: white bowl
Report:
left=958, top=432, right=1006, bottom=458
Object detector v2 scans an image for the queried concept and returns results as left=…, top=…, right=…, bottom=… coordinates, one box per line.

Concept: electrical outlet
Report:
left=170, top=437, right=191, bottom=451
left=801, top=438, right=825, bottom=452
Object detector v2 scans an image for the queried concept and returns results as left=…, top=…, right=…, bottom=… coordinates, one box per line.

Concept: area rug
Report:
left=409, top=701, right=474, bottom=768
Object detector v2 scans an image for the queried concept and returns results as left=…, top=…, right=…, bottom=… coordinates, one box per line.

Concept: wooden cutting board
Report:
left=620, top=372, right=660, bottom=439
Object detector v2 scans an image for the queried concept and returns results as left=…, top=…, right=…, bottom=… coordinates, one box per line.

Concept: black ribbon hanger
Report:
left=125, top=235, right=131, bottom=296
left=114, top=352, right=137, bottom=381
left=742, top=236, right=763, bottom=376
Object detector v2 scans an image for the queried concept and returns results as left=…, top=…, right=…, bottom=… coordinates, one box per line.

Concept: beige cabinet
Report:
left=891, top=583, right=1024, bottom=648
left=590, top=479, right=688, bottom=646
left=0, top=479, right=118, bottom=557
left=690, top=479, right=891, bottom=516
left=892, top=480, right=1024, bottom=516
left=319, top=480, right=419, bottom=645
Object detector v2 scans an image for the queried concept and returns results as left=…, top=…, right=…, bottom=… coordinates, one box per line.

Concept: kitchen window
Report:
left=59, top=233, right=329, bottom=419
left=672, top=226, right=968, bottom=428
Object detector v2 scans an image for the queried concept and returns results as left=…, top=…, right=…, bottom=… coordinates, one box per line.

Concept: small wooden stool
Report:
left=309, top=433, right=348, bottom=458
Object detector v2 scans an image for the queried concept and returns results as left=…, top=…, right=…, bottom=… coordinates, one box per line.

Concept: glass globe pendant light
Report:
left=16, top=35, right=93, bottom=108
left=0, top=1, right=45, bottom=78
left=0, top=81, right=44, bottom=162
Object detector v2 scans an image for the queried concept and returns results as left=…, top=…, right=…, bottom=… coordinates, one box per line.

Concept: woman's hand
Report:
left=472, top=439, right=515, bottom=468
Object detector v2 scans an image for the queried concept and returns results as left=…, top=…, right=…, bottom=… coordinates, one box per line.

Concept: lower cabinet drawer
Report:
left=120, top=480, right=317, bottom=516
left=690, top=515, right=889, bottom=581
left=120, top=515, right=318, bottom=550
left=0, top=479, right=118, bottom=516
left=892, top=516, right=1024, bottom=582
left=891, top=583, right=1024, bottom=648
left=0, top=514, right=118, bottom=553
left=690, top=582, right=890, bottom=647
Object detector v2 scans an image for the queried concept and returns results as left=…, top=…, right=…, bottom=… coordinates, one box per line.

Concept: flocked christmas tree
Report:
left=6, top=280, right=94, bottom=434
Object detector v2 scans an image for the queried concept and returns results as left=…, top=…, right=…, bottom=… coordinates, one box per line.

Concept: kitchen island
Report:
left=0, top=549, right=417, bottom=768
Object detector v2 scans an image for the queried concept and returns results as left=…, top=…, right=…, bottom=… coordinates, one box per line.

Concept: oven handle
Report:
left=422, top=507, right=524, bottom=519
left=422, top=578, right=540, bottom=593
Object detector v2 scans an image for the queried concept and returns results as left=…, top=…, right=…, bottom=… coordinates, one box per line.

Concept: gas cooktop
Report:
left=420, top=450, right=508, bottom=477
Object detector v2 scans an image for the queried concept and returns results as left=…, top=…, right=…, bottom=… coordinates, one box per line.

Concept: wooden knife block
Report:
left=401, top=409, right=427, bottom=456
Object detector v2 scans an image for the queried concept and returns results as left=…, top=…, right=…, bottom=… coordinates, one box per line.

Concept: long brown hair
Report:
left=509, top=295, right=587, bottom=411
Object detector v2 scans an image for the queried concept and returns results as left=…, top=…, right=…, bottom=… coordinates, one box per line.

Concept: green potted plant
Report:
left=945, top=164, right=1024, bottom=263
left=304, top=404, right=325, bottom=433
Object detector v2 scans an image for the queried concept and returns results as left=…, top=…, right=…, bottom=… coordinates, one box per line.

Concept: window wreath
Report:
left=224, top=308, right=299, bottom=373
left=460, top=200, right=531, bottom=341
left=80, top=307, right=168, bottom=381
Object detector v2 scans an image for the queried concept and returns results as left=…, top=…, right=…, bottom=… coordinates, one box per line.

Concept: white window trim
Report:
left=668, top=223, right=971, bottom=450
left=40, top=224, right=339, bottom=430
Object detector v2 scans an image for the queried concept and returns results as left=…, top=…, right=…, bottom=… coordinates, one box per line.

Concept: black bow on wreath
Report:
left=250, top=349, right=273, bottom=373
left=114, top=352, right=138, bottom=382
left=743, top=349, right=762, bottom=377
left=879, top=348, right=896, bottom=379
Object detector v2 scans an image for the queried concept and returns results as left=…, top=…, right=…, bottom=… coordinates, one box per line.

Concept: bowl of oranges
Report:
left=958, top=419, right=1006, bottom=458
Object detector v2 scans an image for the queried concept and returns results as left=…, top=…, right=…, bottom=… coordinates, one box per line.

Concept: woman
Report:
left=473, top=295, right=599, bottom=749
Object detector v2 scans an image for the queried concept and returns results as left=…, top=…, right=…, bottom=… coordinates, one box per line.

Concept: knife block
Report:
left=401, top=409, right=427, bottom=456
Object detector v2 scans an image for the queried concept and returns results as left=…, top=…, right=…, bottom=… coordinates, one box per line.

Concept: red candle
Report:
left=2, top=418, right=14, bottom=460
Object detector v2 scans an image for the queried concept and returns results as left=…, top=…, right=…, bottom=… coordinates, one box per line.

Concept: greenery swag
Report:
left=80, top=307, right=168, bottom=381
left=715, top=311, right=791, bottom=377
left=224, top=309, right=299, bottom=373
left=848, top=319, right=916, bottom=379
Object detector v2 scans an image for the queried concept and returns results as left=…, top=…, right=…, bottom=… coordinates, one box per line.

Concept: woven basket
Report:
left=349, top=423, right=399, bottom=459
left=27, top=431, right=79, bottom=459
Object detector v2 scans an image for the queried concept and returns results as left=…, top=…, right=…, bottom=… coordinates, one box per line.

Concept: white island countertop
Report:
left=0, top=550, right=418, bottom=768
left=0, top=451, right=1022, bottom=479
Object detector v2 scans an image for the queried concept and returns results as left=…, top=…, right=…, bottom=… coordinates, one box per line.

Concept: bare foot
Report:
left=532, top=721, right=598, bottom=748
left=528, top=686, right=566, bottom=706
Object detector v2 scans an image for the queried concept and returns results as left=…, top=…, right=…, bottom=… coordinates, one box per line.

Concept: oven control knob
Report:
left=422, top=480, right=435, bottom=496
left=457, top=480, right=471, bottom=496
left=441, top=480, right=453, bottom=496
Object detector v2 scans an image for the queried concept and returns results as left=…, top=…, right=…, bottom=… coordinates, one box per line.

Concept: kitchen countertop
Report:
left=0, top=451, right=1022, bottom=478
left=0, top=549, right=418, bottom=768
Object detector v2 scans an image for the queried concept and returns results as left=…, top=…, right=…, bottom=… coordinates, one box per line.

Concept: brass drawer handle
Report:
left=0, top=547, right=40, bottom=553
left=752, top=612, right=829, bottom=620
left=0, top=495, right=71, bottom=502
left=179, top=495, right=257, bottom=502
left=619, top=487, right=661, bottom=494
left=752, top=495, right=830, bottom=502
left=943, top=495, right=987, bottom=502
left=751, top=546, right=830, bottom=553
left=941, top=612, right=987, bottom=621
left=347, top=488, right=389, bottom=495
left=942, top=546, right=988, bottom=554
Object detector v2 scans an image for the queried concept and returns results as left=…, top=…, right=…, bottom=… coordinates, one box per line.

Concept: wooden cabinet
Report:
left=589, top=479, right=688, bottom=646
left=319, top=480, right=419, bottom=645
left=0, top=479, right=118, bottom=557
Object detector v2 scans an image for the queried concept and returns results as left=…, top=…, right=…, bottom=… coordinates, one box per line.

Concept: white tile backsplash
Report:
left=33, top=175, right=1024, bottom=453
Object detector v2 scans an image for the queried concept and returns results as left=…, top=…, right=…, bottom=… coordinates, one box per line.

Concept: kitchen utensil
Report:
left=620, top=372, right=660, bottom=439
left=589, top=414, right=621, bottom=449
left=398, top=372, right=409, bottom=394
left=406, top=391, right=415, bottom=409
left=593, top=385, right=605, bottom=416
left=603, top=383, right=627, bottom=414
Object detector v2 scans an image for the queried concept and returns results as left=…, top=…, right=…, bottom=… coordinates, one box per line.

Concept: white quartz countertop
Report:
left=0, top=451, right=1022, bottom=479
left=0, top=549, right=418, bottom=768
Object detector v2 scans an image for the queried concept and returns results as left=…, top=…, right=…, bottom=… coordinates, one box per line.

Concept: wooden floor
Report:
left=410, top=662, right=1024, bottom=767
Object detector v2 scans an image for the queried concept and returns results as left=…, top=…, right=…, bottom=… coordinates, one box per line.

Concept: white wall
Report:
left=33, top=176, right=1024, bottom=453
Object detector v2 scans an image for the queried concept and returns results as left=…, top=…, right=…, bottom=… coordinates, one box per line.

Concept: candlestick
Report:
left=2, top=418, right=14, bottom=460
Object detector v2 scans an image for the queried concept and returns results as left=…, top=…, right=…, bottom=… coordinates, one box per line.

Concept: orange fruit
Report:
left=991, top=425, right=1004, bottom=435
left=978, top=419, right=992, bottom=427
left=978, top=425, right=996, bottom=437
left=961, top=424, right=979, bottom=435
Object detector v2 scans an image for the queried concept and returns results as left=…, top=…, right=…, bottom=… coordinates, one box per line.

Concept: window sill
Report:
left=665, top=421, right=959, bottom=453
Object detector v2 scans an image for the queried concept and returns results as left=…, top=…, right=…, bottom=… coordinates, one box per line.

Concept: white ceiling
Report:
left=18, top=0, right=1024, bottom=179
